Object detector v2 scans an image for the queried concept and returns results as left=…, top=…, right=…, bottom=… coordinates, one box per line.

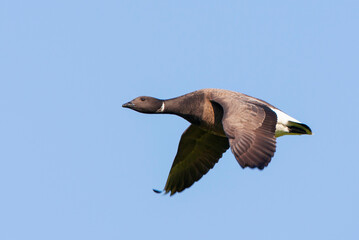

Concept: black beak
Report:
left=122, top=101, right=135, bottom=109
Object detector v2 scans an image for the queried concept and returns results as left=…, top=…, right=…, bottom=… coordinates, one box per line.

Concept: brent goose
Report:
left=123, top=89, right=312, bottom=195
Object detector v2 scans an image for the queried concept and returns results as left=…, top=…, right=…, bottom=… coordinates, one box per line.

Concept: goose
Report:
left=123, top=89, right=312, bottom=195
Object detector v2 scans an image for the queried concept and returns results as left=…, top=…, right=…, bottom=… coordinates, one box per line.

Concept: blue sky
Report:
left=1, top=1, right=358, bottom=239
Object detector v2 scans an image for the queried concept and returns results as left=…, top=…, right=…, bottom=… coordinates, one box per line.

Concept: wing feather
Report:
left=211, top=97, right=277, bottom=169
left=163, top=125, right=229, bottom=195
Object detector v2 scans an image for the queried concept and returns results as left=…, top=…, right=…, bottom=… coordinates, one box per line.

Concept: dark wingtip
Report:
left=153, top=189, right=163, bottom=194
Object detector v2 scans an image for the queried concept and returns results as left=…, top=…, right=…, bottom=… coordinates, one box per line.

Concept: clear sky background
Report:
left=1, top=1, right=358, bottom=240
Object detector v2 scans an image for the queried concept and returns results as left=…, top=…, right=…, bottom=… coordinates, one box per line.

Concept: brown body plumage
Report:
left=123, top=89, right=312, bottom=195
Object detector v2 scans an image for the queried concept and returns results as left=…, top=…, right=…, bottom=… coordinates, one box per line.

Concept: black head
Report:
left=122, top=96, right=163, bottom=113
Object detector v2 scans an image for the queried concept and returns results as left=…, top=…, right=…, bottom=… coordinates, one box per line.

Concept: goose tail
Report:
left=288, top=121, right=312, bottom=135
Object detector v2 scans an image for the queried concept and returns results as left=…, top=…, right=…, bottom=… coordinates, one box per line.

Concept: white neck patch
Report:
left=156, top=102, right=165, bottom=113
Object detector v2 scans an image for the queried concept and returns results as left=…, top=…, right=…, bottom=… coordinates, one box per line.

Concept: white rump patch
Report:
left=271, top=108, right=301, bottom=137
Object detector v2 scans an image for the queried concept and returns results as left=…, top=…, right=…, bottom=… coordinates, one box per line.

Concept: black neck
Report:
left=162, top=93, right=204, bottom=125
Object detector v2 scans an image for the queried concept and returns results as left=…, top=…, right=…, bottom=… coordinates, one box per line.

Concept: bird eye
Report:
left=140, top=97, right=146, bottom=101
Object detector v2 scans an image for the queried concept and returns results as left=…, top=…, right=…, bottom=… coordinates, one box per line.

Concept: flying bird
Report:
left=123, top=89, right=312, bottom=195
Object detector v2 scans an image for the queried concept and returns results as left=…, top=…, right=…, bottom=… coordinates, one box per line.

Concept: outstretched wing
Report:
left=211, top=97, right=277, bottom=169
left=163, top=124, right=229, bottom=195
